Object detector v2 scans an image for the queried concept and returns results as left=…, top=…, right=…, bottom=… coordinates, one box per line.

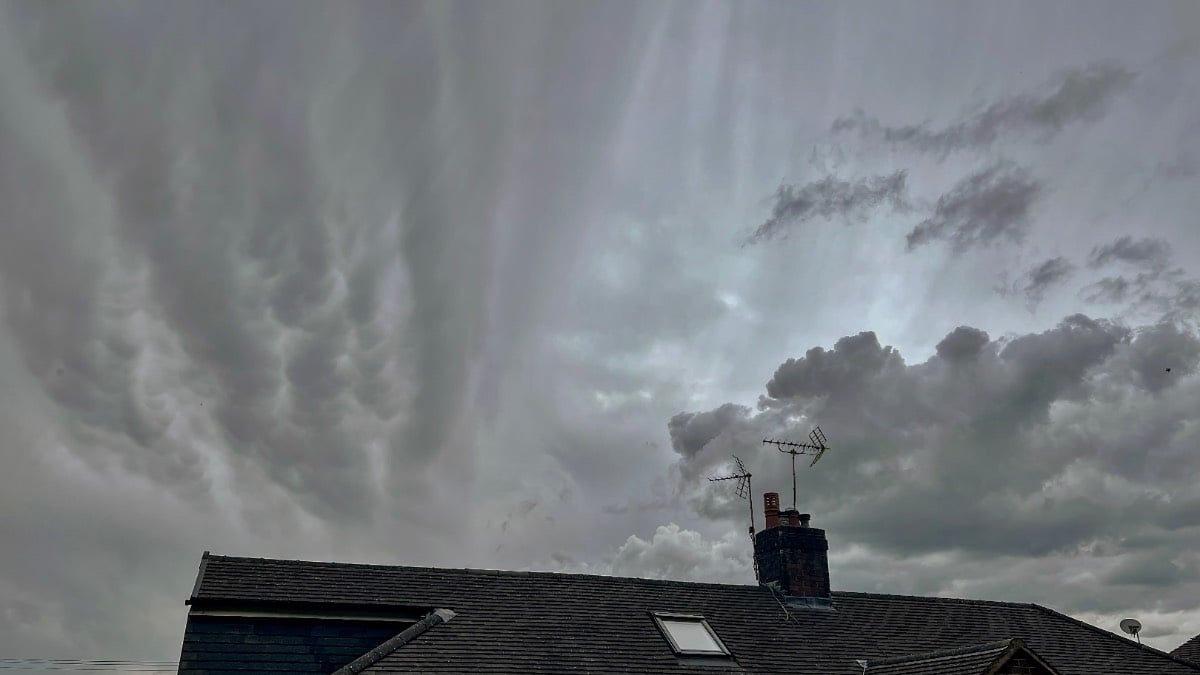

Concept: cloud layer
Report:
left=746, top=172, right=909, bottom=244
left=906, top=163, right=1042, bottom=252
left=832, top=63, right=1136, bottom=154
left=667, top=316, right=1200, bottom=622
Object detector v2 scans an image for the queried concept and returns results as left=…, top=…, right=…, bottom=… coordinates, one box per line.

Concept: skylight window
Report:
left=652, top=613, right=730, bottom=656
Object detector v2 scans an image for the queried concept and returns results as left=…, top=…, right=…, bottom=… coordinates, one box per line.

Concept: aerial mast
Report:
left=762, top=426, right=829, bottom=511
left=707, top=455, right=755, bottom=537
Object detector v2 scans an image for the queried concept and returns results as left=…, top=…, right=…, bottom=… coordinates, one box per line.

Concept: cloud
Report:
left=935, top=326, right=990, bottom=363
left=745, top=171, right=909, bottom=244
left=609, top=523, right=754, bottom=584
left=671, top=315, right=1200, bottom=568
left=1087, top=235, right=1173, bottom=271
left=832, top=63, right=1136, bottom=154
left=668, top=403, right=752, bottom=458
left=997, top=256, right=1075, bottom=308
left=906, top=162, right=1042, bottom=252
left=764, top=331, right=905, bottom=401
left=1156, top=151, right=1199, bottom=179
left=1104, top=552, right=1199, bottom=588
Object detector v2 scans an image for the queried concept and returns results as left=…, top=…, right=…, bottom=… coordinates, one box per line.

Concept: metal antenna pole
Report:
left=707, top=455, right=755, bottom=535
left=790, top=452, right=797, bottom=510
left=748, top=474, right=755, bottom=536
left=763, top=427, right=830, bottom=511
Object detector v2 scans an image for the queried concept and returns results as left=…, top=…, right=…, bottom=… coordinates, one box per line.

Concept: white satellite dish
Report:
left=1120, top=618, right=1143, bottom=644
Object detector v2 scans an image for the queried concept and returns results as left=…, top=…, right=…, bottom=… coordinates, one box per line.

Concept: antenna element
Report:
left=707, top=455, right=755, bottom=534
left=707, top=455, right=757, bottom=579
left=762, top=426, right=830, bottom=510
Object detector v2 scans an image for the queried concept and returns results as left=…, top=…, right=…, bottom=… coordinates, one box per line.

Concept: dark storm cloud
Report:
left=668, top=403, right=751, bottom=458
left=1087, top=235, right=1172, bottom=271
left=674, top=315, right=1200, bottom=567
left=745, top=171, right=909, bottom=244
left=906, top=162, right=1042, bottom=252
left=1122, top=321, right=1200, bottom=392
left=935, top=326, right=990, bottom=363
left=832, top=63, right=1136, bottom=154
left=4, top=3, right=391, bottom=519
left=765, top=331, right=905, bottom=401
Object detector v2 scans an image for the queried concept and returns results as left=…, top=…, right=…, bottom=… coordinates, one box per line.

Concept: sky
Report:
left=1, top=0, right=1199, bottom=665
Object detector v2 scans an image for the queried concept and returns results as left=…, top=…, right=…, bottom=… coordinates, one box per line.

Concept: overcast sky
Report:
left=1, top=0, right=1199, bottom=665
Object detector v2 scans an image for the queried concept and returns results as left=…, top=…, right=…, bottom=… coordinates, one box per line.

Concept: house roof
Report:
left=186, top=553, right=1200, bottom=675
left=864, top=638, right=1055, bottom=675
left=1174, top=633, right=1200, bottom=666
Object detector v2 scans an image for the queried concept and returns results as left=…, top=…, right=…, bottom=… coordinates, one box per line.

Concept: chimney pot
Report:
left=781, top=508, right=800, bottom=527
left=800, top=513, right=811, bottom=528
left=763, top=492, right=781, bottom=529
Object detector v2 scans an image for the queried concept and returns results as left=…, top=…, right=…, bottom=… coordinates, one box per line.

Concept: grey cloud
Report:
left=1087, top=235, right=1172, bottom=271
left=674, top=315, right=1200, bottom=567
left=1122, top=321, right=1200, bottom=393
left=1082, top=276, right=1135, bottom=304
left=936, top=326, right=990, bottom=363
left=1016, top=256, right=1076, bottom=307
left=906, top=162, right=1041, bottom=252
left=1082, top=270, right=1200, bottom=321
left=745, top=171, right=909, bottom=244
left=668, top=403, right=751, bottom=458
left=765, top=331, right=906, bottom=402
left=1156, top=151, right=1198, bottom=179
left=1105, top=552, right=1198, bottom=587
left=832, top=63, right=1135, bottom=154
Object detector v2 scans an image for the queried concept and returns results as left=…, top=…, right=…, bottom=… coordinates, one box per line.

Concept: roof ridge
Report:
left=866, top=638, right=1015, bottom=666
left=1030, top=603, right=1200, bottom=672
left=202, top=554, right=760, bottom=590
left=832, top=590, right=1035, bottom=608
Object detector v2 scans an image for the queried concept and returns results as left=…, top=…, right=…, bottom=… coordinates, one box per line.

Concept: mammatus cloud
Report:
left=832, top=63, right=1136, bottom=154
left=745, top=171, right=909, bottom=244
left=664, top=316, right=1200, bottom=626
left=906, top=163, right=1042, bottom=252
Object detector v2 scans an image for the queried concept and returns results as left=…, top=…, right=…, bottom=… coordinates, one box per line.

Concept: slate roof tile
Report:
left=185, top=555, right=1200, bottom=675
left=1175, top=633, right=1200, bottom=666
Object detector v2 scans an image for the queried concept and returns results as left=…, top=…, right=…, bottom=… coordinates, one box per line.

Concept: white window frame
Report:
left=651, top=612, right=732, bottom=657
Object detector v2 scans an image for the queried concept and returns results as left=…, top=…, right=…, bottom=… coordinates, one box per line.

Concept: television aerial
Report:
left=762, top=426, right=830, bottom=510
left=1120, top=617, right=1142, bottom=645
left=707, top=455, right=755, bottom=538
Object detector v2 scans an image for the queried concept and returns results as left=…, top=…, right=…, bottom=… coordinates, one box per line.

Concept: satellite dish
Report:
left=1120, top=618, right=1143, bottom=644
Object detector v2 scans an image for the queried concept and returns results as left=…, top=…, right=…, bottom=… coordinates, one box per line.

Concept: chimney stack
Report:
left=755, top=493, right=831, bottom=602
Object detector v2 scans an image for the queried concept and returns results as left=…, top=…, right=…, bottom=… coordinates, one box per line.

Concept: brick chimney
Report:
left=754, top=492, right=831, bottom=601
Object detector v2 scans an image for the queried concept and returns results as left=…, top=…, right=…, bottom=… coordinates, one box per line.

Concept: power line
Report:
left=0, top=659, right=178, bottom=672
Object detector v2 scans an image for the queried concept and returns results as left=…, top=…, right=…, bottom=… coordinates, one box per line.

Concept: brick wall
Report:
left=753, top=526, right=830, bottom=598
